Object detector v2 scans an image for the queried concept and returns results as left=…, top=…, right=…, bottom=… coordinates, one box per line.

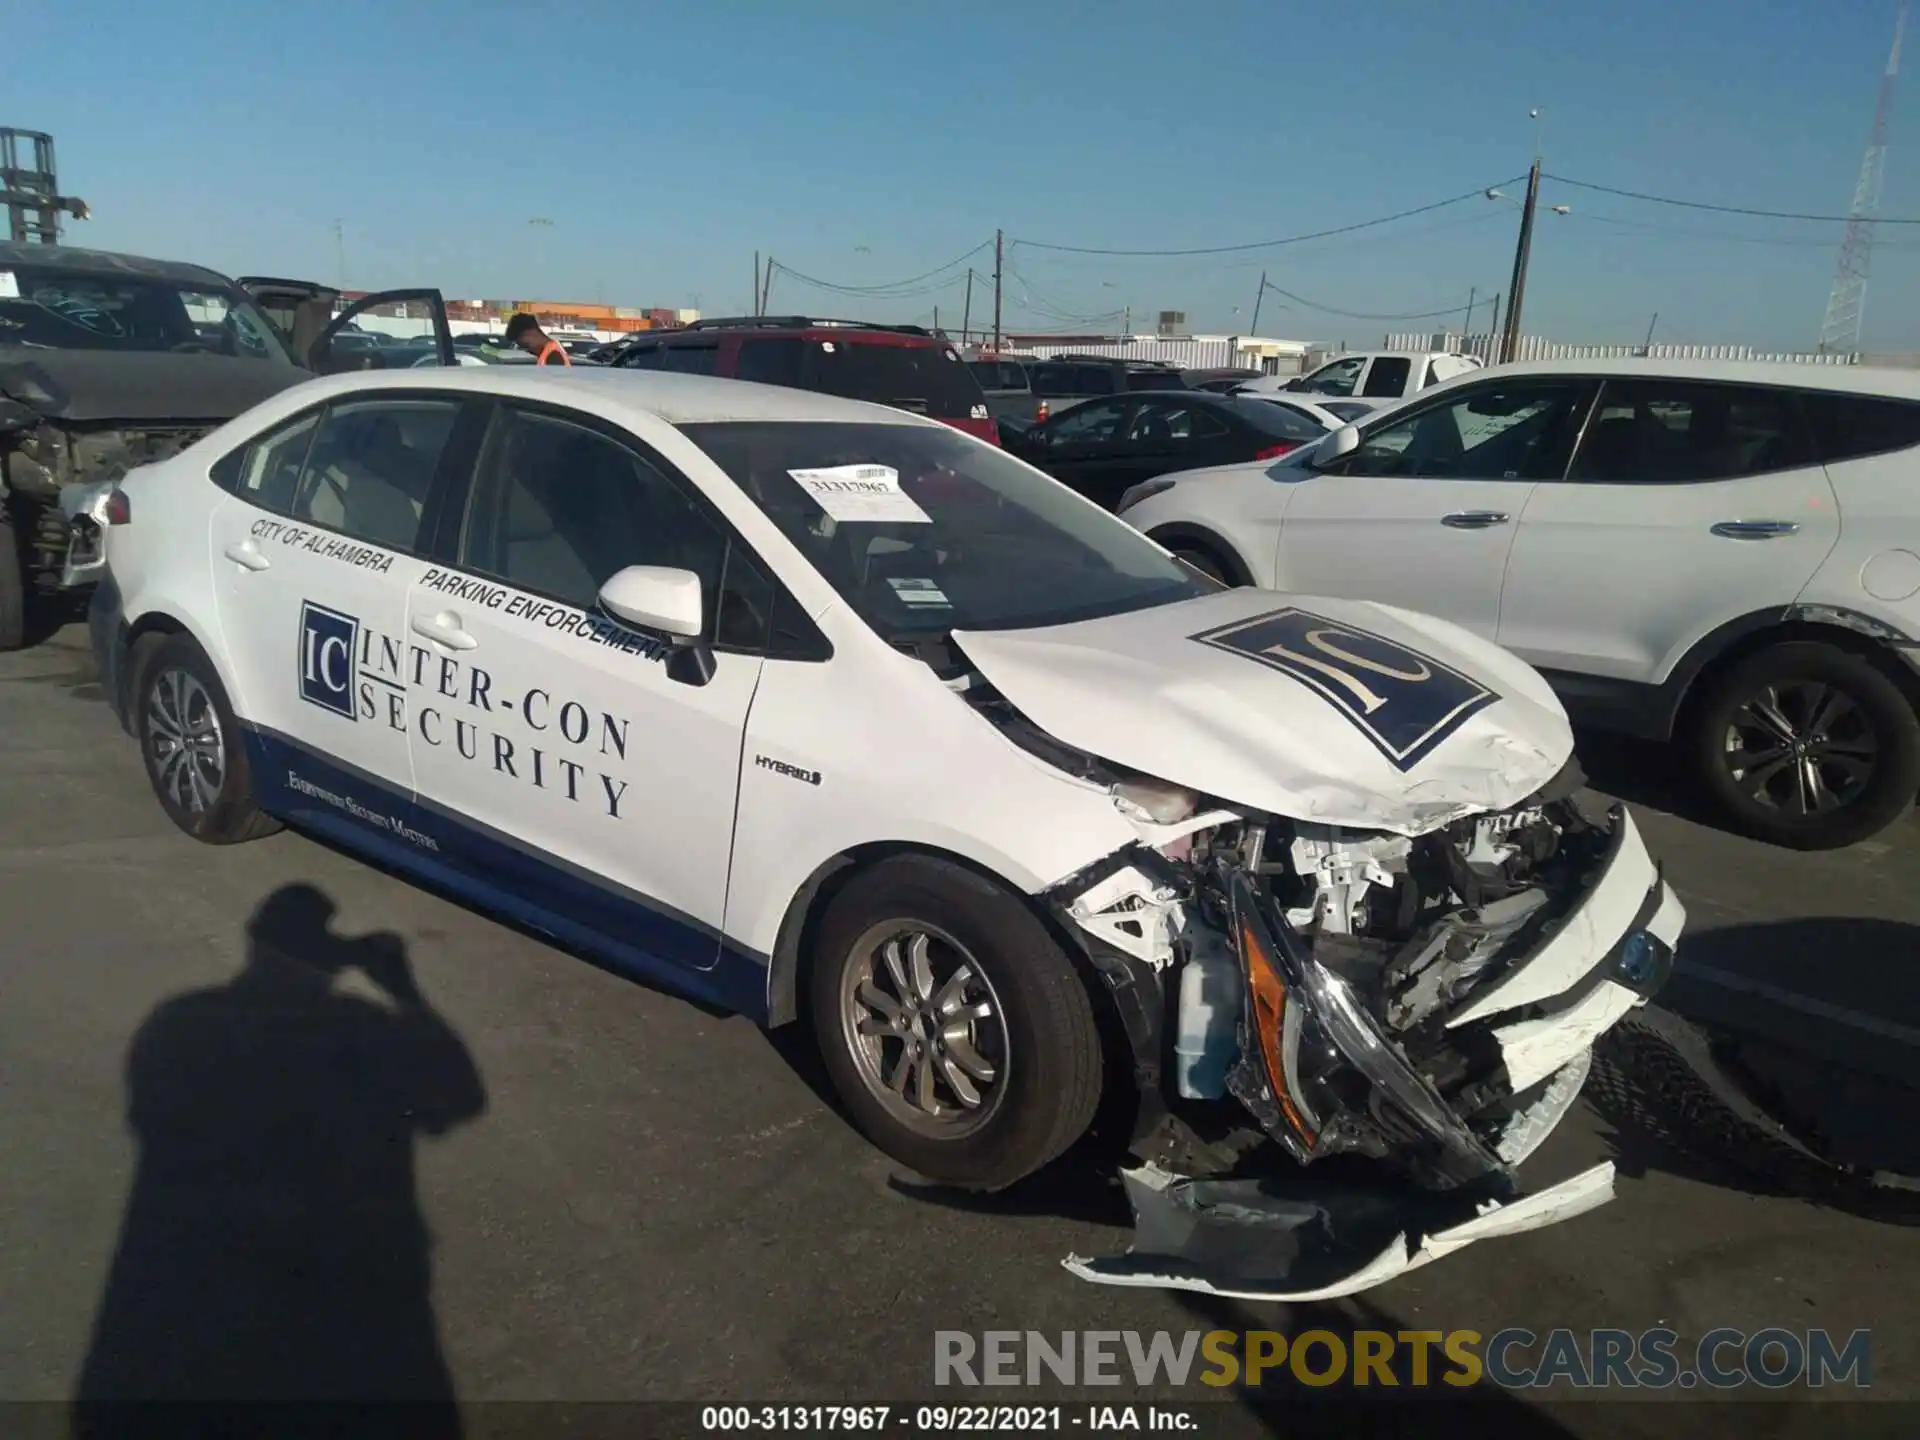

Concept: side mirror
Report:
left=598, top=564, right=703, bottom=639
left=1309, top=424, right=1360, bottom=469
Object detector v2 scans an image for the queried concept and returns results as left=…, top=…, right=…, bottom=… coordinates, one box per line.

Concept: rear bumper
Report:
left=88, top=571, right=129, bottom=732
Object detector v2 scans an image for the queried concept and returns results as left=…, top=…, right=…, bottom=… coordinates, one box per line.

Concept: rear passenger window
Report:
left=1568, top=381, right=1812, bottom=484
left=734, top=339, right=805, bottom=386
left=1077, top=365, right=1117, bottom=395
left=288, top=400, right=457, bottom=552
left=616, top=344, right=665, bottom=370
left=1803, top=393, right=1920, bottom=464
left=224, top=410, right=322, bottom=512
left=1362, top=358, right=1412, bottom=398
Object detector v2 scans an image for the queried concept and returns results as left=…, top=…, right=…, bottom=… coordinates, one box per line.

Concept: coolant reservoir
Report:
left=1174, top=931, right=1243, bottom=1100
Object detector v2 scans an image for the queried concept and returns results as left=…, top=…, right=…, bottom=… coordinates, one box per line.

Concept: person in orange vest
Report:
left=505, top=312, right=572, bottom=366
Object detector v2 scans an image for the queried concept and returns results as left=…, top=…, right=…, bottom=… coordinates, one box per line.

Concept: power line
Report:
left=1011, top=180, right=1525, bottom=257
left=1258, top=278, right=1482, bottom=322
left=768, top=241, right=991, bottom=297
left=1545, top=172, right=1920, bottom=224
left=1002, top=262, right=1122, bottom=325
left=1565, top=210, right=1920, bottom=248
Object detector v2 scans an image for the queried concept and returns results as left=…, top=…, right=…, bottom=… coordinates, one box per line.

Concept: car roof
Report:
left=285, top=366, right=957, bottom=428
left=1460, top=355, right=1920, bottom=400
left=1319, top=350, right=1475, bottom=364
left=0, top=239, right=237, bottom=289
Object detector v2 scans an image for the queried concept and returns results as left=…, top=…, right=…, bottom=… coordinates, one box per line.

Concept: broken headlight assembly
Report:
left=1222, top=864, right=1505, bottom=1190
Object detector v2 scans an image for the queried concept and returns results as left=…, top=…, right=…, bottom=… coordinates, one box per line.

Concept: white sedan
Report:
left=86, top=367, right=1682, bottom=1298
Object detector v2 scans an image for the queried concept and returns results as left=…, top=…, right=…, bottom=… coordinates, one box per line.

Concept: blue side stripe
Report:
left=243, top=727, right=769, bottom=1022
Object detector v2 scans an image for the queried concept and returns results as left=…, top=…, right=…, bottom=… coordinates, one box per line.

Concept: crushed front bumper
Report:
left=1066, top=806, right=1684, bottom=1301
left=57, top=480, right=114, bottom=589
left=1065, top=1159, right=1616, bottom=1301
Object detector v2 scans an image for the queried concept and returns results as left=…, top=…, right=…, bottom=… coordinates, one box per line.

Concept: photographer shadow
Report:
left=72, top=883, right=487, bottom=1437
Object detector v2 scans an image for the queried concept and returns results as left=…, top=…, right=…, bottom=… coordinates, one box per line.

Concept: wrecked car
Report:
left=89, top=378, right=1681, bottom=1300
left=0, top=240, right=454, bottom=649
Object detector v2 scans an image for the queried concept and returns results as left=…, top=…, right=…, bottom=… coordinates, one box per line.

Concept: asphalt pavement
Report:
left=1, top=623, right=1916, bottom=1438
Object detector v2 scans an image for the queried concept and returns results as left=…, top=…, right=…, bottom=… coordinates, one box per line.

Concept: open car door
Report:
left=303, top=288, right=456, bottom=374
left=236, top=276, right=342, bottom=366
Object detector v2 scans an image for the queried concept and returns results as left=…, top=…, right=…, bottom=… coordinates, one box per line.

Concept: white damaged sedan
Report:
left=85, top=367, right=1682, bottom=1300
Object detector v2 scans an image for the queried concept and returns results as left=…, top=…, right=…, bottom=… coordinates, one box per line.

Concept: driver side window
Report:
left=1341, top=381, right=1591, bottom=481
left=457, top=405, right=781, bottom=653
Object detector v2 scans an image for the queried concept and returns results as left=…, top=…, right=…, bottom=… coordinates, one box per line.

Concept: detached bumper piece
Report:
left=1064, top=1160, right=1615, bottom=1302
left=1069, top=828, right=1681, bottom=1300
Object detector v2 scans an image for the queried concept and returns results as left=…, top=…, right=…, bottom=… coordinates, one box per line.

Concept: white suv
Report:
left=1118, top=358, right=1920, bottom=850
left=82, top=365, right=1682, bottom=1300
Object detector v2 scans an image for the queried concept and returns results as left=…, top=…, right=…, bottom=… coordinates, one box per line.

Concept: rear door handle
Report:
left=1440, top=511, right=1510, bottom=529
left=410, top=611, right=477, bottom=650
left=1711, top=520, right=1800, bottom=540
left=222, top=540, right=271, bottom=572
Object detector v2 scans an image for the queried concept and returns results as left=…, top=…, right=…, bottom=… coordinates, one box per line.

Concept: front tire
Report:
left=1688, top=642, right=1920, bottom=850
left=808, top=855, right=1104, bottom=1190
left=0, top=493, right=25, bottom=652
left=133, top=632, right=280, bottom=844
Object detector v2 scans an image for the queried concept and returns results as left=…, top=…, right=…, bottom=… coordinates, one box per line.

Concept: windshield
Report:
left=0, top=264, right=294, bottom=362
left=679, top=420, right=1209, bottom=637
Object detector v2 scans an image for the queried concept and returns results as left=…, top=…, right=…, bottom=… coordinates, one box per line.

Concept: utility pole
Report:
left=1643, top=311, right=1659, bottom=353
left=992, top=229, right=1004, bottom=350
left=1488, top=292, right=1502, bottom=360
left=961, top=269, right=974, bottom=345
left=1462, top=286, right=1476, bottom=342
left=1498, top=158, right=1541, bottom=364
left=335, top=220, right=346, bottom=290
left=760, top=258, right=774, bottom=316
left=933, top=305, right=940, bottom=335
left=1249, top=271, right=1267, bottom=336
left=753, top=252, right=761, bottom=315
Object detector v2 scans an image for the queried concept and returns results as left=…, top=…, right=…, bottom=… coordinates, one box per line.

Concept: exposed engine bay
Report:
left=947, top=662, right=1684, bottom=1298
left=7, top=421, right=213, bottom=591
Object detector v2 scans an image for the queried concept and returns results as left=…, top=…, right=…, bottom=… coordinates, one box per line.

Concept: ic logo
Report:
left=1189, top=606, right=1498, bottom=771
left=298, top=601, right=360, bottom=720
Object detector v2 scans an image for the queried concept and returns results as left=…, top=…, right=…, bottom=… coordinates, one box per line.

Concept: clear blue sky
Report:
left=13, top=0, right=1917, bottom=350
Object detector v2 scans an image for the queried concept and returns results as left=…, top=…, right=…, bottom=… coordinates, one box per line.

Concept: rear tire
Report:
left=808, top=855, right=1104, bottom=1190
left=1687, top=641, right=1920, bottom=850
left=0, top=494, right=25, bottom=652
left=132, top=632, right=280, bottom=844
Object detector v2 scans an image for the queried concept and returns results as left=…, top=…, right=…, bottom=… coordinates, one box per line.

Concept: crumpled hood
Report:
left=0, top=352, right=306, bottom=425
left=952, top=588, right=1573, bottom=834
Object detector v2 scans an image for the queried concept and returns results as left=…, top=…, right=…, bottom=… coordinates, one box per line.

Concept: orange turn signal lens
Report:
left=1239, top=917, right=1319, bottom=1148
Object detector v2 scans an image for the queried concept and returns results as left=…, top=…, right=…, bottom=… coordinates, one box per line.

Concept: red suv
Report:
left=608, top=317, right=999, bottom=445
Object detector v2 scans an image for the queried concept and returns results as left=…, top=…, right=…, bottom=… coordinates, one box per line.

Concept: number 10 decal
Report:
left=1189, top=607, right=1498, bottom=770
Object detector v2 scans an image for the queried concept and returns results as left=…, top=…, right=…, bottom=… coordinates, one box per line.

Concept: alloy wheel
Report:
left=146, top=666, right=226, bottom=816
left=839, top=922, right=1008, bottom=1140
left=1722, top=678, right=1877, bottom=817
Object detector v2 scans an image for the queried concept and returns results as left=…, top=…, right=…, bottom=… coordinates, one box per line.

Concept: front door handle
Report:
left=411, top=611, right=477, bottom=650
left=1711, top=520, right=1800, bottom=540
left=221, top=540, right=271, bottom=572
left=1440, top=510, right=1510, bottom=529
